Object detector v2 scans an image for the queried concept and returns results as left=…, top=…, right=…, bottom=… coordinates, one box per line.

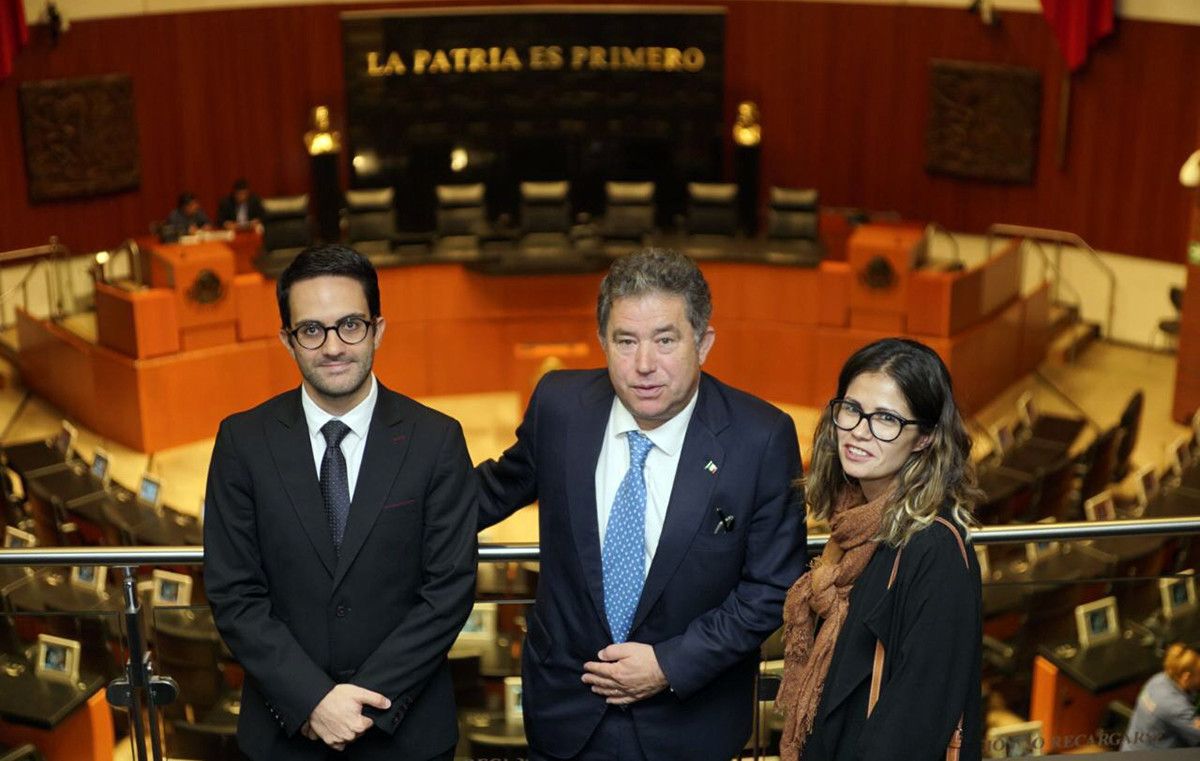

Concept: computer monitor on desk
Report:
left=53, top=421, right=77, bottom=457
left=90, top=449, right=110, bottom=486
left=137, top=474, right=162, bottom=514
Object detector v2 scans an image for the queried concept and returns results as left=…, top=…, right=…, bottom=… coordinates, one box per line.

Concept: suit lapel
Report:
left=631, top=375, right=728, bottom=633
left=333, top=387, right=412, bottom=590
left=267, top=391, right=336, bottom=578
left=565, top=373, right=616, bottom=637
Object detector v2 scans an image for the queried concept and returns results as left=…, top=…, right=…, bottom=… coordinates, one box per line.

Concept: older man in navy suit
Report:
left=477, top=248, right=806, bottom=760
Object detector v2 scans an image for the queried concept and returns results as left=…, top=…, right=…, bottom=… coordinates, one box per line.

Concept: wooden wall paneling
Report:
left=2, top=3, right=1198, bottom=264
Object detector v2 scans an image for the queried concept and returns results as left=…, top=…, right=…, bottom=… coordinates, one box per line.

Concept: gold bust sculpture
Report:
left=732, top=100, right=761, bottom=147
left=304, top=105, right=342, bottom=156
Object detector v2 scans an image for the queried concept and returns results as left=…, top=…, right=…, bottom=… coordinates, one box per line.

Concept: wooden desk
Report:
left=147, top=242, right=238, bottom=350
left=0, top=682, right=114, bottom=761
left=18, top=242, right=1056, bottom=451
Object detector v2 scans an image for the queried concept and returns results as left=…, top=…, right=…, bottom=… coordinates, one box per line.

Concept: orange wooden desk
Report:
left=18, top=233, right=1050, bottom=452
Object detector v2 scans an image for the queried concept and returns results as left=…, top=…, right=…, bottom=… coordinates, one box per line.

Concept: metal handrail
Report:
left=0, top=238, right=69, bottom=328
left=985, top=223, right=1117, bottom=338
left=0, top=517, right=1195, bottom=567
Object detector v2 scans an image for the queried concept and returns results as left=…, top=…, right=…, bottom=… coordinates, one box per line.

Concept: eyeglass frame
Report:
left=827, top=398, right=929, bottom=442
left=284, top=315, right=378, bottom=350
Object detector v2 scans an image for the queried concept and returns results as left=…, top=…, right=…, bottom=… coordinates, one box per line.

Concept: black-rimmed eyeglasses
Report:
left=828, top=399, right=926, bottom=442
left=286, top=316, right=376, bottom=350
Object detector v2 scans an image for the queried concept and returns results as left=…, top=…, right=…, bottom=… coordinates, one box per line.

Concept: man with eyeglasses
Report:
left=204, top=244, right=477, bottom=761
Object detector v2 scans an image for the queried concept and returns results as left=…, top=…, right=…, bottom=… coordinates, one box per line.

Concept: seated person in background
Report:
left=1121, top=642, right=1200, bottom=750
left=217, top=178, right=265, bottom=229
left=166, top=192, right=211, bottom=235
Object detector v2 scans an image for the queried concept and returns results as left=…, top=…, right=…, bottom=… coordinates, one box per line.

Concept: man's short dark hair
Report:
left=596, top=247, right=712, bottom=341
left=232, top=178, right=249, bottom=191
left=276, top=244, right=380, bottom=328
left=177, top=192, right=195, bottom=208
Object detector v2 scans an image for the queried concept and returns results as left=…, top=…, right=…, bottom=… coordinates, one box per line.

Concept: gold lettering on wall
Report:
left=365, top=45, right=706, bottom=76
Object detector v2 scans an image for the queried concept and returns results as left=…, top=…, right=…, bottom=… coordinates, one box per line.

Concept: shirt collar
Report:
left=300, top=374, right=378, bottom=442
left=610, top=386, right=699, bottom=457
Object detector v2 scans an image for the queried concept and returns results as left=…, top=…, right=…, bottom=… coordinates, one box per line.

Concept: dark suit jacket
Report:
left=216, top=192, right=265, bottom=226
left=477, top=369, right=805, bottom=759
left=804, top=511, right=983, bottom=761
left=203, top=384, right=477, bottom=760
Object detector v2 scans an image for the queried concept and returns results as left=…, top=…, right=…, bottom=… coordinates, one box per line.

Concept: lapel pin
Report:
left=704, top=460, right=718, bottom=475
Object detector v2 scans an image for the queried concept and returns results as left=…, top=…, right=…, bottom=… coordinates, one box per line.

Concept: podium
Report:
left=147, top=242, right=238, bottom=351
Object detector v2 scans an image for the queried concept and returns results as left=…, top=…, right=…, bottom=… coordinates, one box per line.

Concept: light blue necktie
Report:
left=602, top=430, right=653, bottom=643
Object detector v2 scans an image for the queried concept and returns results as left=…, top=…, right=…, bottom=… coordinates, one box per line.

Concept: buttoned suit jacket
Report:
left=203, top=385, right=477, bottom=760
left=476, top=369, right=805, bottom=759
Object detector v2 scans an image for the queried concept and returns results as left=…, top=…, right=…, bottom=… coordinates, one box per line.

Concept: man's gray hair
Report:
left=596, top=248, right=712, bottom=341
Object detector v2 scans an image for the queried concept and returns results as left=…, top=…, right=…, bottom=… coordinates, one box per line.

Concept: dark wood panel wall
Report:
left=1, top=1, right=1198, bottom=262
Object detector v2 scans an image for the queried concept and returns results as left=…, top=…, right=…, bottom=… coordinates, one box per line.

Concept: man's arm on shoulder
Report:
left=349, top=419, right=479, bottom=734
left=475, top=374, right=547, bottom=530
left=203, top=419, right=335, bottom=736
left=653, top=410, right=805, bottom=699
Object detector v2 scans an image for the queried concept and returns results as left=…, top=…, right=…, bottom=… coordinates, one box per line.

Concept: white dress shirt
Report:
left=595, top=389, right=699, bottom=577
left=300, top=375, right=378, bottom=500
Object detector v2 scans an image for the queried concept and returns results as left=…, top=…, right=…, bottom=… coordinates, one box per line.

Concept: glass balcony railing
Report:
left=0, top=516, right=1195, bottom=761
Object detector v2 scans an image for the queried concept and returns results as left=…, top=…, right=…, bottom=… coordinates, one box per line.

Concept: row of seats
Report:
left=256, top=182, right=823, bottom=276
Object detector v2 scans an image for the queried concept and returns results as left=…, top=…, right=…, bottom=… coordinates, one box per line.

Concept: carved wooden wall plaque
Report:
left=925, top=60, right=1041, bottom=184
left=19, top=74, right=140, bottom=202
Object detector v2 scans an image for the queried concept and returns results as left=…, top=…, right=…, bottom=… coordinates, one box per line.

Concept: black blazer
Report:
left=804, top=512, right=983, bottom=761
left=216, top=192, right=265, bottom=225
left=203, top=385, right=477, bottom=760
left=477, top=369, right=805, bottom=759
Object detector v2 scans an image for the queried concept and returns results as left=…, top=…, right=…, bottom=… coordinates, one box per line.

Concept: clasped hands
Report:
left=301, top=683, right=390, bottom=751
left=582, top=642, right=669, bottom=705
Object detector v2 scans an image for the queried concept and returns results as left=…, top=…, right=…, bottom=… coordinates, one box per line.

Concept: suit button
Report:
left=335, top=605, right=348, bottom=618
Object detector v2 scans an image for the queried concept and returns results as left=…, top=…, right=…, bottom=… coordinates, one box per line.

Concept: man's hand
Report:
left=306, top=684, right=391, bottom=748
left=582, top=642, right=669, bottom=705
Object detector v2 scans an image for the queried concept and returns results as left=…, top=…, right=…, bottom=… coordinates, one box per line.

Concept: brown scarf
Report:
left=777, top=486, right=889, bottom=761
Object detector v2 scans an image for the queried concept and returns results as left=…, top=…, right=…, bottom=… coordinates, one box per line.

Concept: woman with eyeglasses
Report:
left=776, top=337, right=983, bottom=761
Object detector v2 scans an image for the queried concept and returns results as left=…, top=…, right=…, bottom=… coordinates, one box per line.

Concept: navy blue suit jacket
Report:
left=477, top=369, right=805, bottom=759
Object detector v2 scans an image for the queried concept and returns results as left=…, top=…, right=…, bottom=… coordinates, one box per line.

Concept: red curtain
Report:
left=0, top=0, right=29, bottom=80
left=1040, top=0, right=1115, bottom=71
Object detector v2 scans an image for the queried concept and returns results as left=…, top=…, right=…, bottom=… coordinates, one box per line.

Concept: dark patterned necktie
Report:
left=319, top=420, right=352, bottom=553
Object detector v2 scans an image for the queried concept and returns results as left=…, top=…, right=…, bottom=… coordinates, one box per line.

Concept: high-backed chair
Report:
left=600, top=181, right=656, bottom=248
left=763, top=186, right=822, bottom=264
left=343, top=187, right=397, bottom=254
left=434, top=183, right=488, bottom=259
left=684, top=182, right=738, bottom=236
left=257, top=194, right=312, bottom=278
left=1113, top=391, right=1144, bottom=480
left=683, top=182, right=738, bottom=259
left=1079, top=426, right=1124, bottom=503
left=518, top=181, right=573, bottom=258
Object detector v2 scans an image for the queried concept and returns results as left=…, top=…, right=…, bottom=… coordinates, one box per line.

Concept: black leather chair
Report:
left=343, top=187, right=397, bottom=254
left=683, top=182, right=738, bottom=259
left=514, top=181, right=571, bottom=258
left=434, top=183, right=489, bottom=259
left=257, top=194, right=312, bottom=278
left=599, top=181, right=655, bottom=249
left=1113, top=391, right=1144, bottom=481
left=763, top=186, right=823, bottom=265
